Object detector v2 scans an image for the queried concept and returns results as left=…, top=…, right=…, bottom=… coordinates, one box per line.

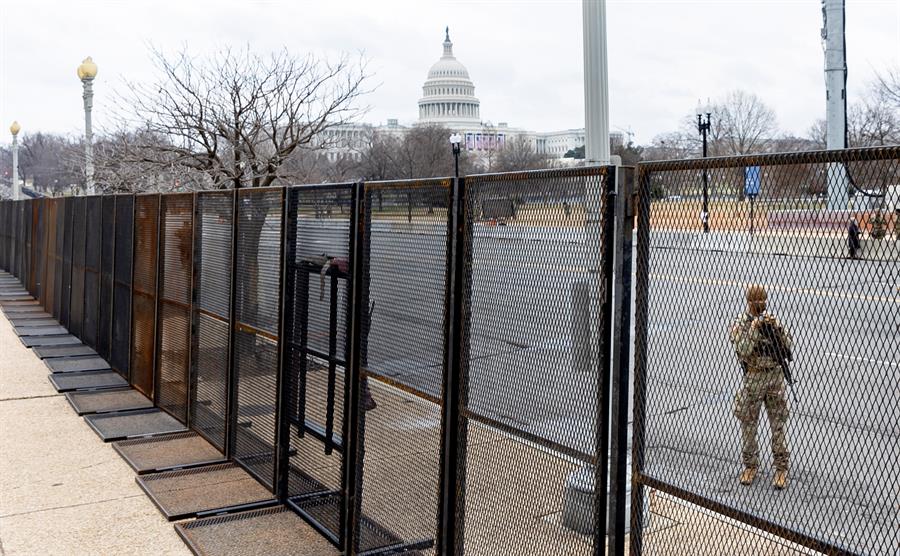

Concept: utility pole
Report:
left=822, top=0, right=849, bottom=210
left=697, top=111, right=711, bottom=233
left=77, top=57, right=98, bottom=195
left=583, top=0, right=610, bottom=165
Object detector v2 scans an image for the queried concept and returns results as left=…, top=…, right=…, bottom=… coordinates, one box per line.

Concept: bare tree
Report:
left=116, top=45, right=370, bottom=190
left=874, top=65, right=900, bottom=110
left=494, top=135, right=550, bottom=172
left=706, top=90, right=778, bottom=155
left=642, top=131, right=695, bottom=161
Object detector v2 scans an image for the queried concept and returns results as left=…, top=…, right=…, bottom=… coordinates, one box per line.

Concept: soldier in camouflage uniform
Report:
left=729, top=285, right=793, bottom=490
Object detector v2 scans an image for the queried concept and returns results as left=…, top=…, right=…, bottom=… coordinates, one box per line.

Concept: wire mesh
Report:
left=630, top=147, right=900, bottom=556
left=69, top=197, right=86, bottom=339
left=43, top=199, right=58, bottom=316
left=23, top=199, right=32, bottom=292
left=231, top=187, right=284, bottom=490
left=32, top=200, right=45, bottom=301
left=283, top=184, right=354, bottom=538
left=52, top=198, right=65, bottom=320
left=131, top=194, right=160, bottom=399
left=191, top=190, right=234, bottom=452
left=156, top=193, right=194, bottom=424
left=82, top=196, right=103, bottom=349
left=59, top=197, right=74, bottom=327
left=0, top=201, right=8, bottom=271
left=98, top=196, right=116, bottom=360
left=348, top=178, right=453, bottom=554
left=111, top=195, right=134, bottom=378
left=449, top=168, right=613, bottom=555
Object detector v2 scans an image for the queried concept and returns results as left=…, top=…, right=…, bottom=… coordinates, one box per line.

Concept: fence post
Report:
left=224, top=188, right=241, bottom=458
left=437, top=175, right=470, bottom=555
left=275, top=187, right=296, bottom=502
left=607, top=166, right=635, bottom=554
left=342, top=181, right=366, bottom=554
left=592, top=165, right=617, bottom=556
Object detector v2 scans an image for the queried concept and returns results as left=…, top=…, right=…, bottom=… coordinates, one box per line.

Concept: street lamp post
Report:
left=449, top=133, right=462, bottom=178
left=9, top=121, right=20, bottom=200
left=697, top=112, right=711, bottom=233
left=77, top=57, right=98, bottom=195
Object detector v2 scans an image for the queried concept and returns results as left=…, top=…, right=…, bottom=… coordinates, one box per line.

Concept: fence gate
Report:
left=230, top=187, right=285, bottom=489
left=630, top=147, right=900, bottom=556
left=111, top=195, right=134, bottom=378
left=82, top=196, right=103, bottom=349
left=97, top=196, right=116, bottom=360
left=279, top=183, right=355, bottom=545
left=131, top=194, right=161, bottom=399
left=156, top=193, right=194, bottom=424
left=190, top=190, right=235, bottom=452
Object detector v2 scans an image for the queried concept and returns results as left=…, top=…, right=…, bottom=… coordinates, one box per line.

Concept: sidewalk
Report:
left=0, top=312, right=190, bottom=556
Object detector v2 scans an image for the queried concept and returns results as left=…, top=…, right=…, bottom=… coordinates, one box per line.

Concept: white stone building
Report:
left=322, top=29, right=621, bottom=162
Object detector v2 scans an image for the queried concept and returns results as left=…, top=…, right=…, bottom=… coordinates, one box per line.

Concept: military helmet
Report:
left=746, top=285, right=767, bottom=302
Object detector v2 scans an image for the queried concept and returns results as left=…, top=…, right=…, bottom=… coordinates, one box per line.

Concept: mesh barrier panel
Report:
left=53, top=198, right=66, bottom=320
left=23, top=200, right=32, bottom=292
left=630, top=148, right=900, bottom=556
left=98, top=196, right=116, bottom=360
left=43, top=199, right=58, bottom=315
left=232, top=187, right=283, bottom=490
left=352, top=178, right=452, bottom=553
left=111, top=195, right=134, bottom=377
left=131, top=195, right=160, bottom=399
left=32, top=200, right=45, bottom=300
left=0, top=202, right=8, bottom=270
left=283, top=185, right=354, bottom=537
left=191, top=191, right=234, bottom=452
left=453, top=168, right=612, bottom=556
left=156, top=193, right=194, bottom=424
left=69, top=197, right=86, bottom=338
left=82, top=196, right=102, bottom=348
left=60, top=197, right=74, bottom=327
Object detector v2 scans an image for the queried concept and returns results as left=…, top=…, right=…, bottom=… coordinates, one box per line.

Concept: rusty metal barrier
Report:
left=131, top=194, right=161, bottom=399
left=69, top=197, right=87, bottom=338
left=82, top=196, right=103, bottom=348
left=97, top=195, right=116, bottom=360
left=156, top=193, right=194, bottom=424
left=111, top=195, right=134, bottom=378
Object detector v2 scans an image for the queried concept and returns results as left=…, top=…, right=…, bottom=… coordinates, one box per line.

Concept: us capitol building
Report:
left=321, top=28, right=622, bottom=162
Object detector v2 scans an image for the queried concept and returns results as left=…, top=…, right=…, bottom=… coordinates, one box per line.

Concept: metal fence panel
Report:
left=98, top=196, right=116, bottom=360
left=231, top=187, right=284, bottom=491
left=82, top=196, right=103, bottom=348
left=31, top=200, right=44, bottom=300
left=69, top=197, right=87, bottom=339
left=281, top=184, right=354, bottom=542
left=131, top=195, right=160, bottom=399
left=111, top=195, right=134, bottom=378
left=60, top=197, right=74, bottom=327
left=23, top=199, right=32, bottom=290
left=630, top=147, right=900, bottom=556
left=156, top=193, right=194, bottom=424
left=52, top=198, right=66, bottom=320
left=0, top=201, right=8, bottom=271
left=191, top=191, right=234, bottom=452
left=43, top=199, right=58, bottom=315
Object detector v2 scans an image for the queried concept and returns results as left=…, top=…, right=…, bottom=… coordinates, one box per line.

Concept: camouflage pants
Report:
left=733, top=368, right=789, bottom=471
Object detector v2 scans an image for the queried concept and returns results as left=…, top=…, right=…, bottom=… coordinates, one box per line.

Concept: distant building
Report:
left=322, top=29, right=621, bottom=162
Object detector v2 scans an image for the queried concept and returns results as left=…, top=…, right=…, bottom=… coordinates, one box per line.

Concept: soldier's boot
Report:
left=773, top=469, right=788, bottom=490
left=739, top=467, right=757, bottom=486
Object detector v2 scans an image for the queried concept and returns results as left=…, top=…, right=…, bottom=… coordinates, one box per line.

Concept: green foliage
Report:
left=564, top=145, right=585, bottom=159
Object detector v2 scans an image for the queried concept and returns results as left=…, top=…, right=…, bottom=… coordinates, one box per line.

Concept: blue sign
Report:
left=744, top=166, right=761, bottom=198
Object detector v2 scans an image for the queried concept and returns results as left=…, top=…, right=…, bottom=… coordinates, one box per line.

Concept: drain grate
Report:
left=46, top=356, right=111, bottom=373
left=137, top=462, right=275, bottom=520
left=22, top=335, right=81, bottom=348
left=66, top=388, right=153, bottom=415
left=175, top=505, right=338, bottom=556
left=33, top=344, right=97, bottom=359
left=48, top=370, right=128, bottom=392
left=84, top=408, right=187, bottom=442
left=113, top=431, right=225, bottom=474
left=16, top=325, right=68, bottom=336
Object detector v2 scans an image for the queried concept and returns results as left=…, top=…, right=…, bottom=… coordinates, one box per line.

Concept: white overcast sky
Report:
left=1, top=0, right=898, bottom=145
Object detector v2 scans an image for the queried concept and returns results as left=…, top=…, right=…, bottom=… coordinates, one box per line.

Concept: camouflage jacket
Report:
left=729, top=312, right=794, bottom=371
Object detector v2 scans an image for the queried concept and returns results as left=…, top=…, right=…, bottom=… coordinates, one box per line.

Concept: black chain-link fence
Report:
left=2, top=147, right=896, bottom=556
left=631, top=147, right=900, bottom=556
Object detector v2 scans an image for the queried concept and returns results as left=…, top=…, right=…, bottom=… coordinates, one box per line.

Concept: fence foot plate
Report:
left=15, top=325, right=68, bottom=336
left=174, top=505, right=337, bottom=556
left=7, top=312, right=53, bottom=320
left=22, top=335, right=81, bottom=348
left=33, top=344, right=97, bottom=359
left=0, top=300, right=40, bottom=309
left=84, top=408, right=187, bottom=442
left=48, top=370, right=128, bottom=392
left=137, top=462, right=276, bottom=521
left=46, top=356, right=111, bottom=373
left=113, top=431, right=226, bottom=474
left=2, top=306, right=45, bottom=314
left=65, top=388, right=153, bottom=416
left=9, top=317, right=58, bottom=327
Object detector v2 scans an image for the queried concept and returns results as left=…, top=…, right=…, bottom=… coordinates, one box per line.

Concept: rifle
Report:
left=757, top=317, right=799, bottom=402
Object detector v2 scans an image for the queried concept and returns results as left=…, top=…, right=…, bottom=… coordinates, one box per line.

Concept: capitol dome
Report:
left=418, top=28, right=480, bottom=125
